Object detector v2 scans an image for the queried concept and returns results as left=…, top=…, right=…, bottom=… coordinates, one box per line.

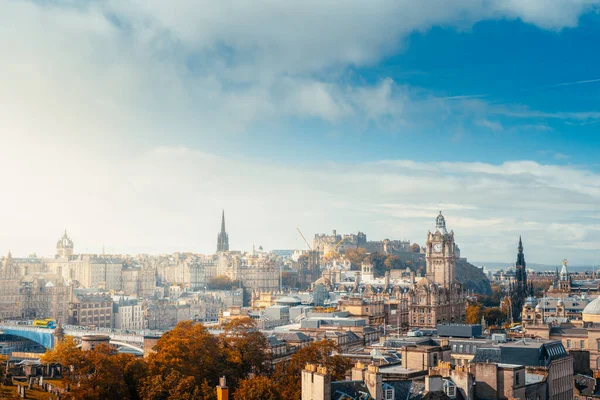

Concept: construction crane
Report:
left=322, top=237, right=344, bottom=260
left=296, top=227, right=313, bottom=250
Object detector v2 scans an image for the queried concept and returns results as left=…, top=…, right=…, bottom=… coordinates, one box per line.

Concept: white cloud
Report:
left=0, top=143, right=598, bottom=265
left=1, top=1, right=600, bottom=266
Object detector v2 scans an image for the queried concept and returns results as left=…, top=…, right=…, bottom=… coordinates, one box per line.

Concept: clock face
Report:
left=433, top=243, right=443, bottom=253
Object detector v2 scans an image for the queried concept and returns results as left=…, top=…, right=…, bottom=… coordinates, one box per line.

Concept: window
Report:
left=567, top=340, right=571, bottom=348
left=452, top=344, right=457, bottom=352
left=385, top=389, right=394, bottom=399
left=466, top=345, right=470, bottom=353
left=515, top=373, right=520, bottom=385
left=581, top=340, right=585, bottom=349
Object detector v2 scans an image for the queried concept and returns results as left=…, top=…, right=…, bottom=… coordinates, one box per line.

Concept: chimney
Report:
left=352, top=361, right=366, bottom=381
left=425, top=375, right=443, bottom=393
left=364, top=364, right=383, bottom=400
left=216, top=376, right=228, bottom=400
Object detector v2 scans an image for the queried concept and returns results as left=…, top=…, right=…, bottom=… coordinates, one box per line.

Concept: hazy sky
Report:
left=2, top=1, right=600, bottom=265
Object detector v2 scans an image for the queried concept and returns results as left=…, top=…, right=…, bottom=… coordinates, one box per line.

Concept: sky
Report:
left=1, top=0, right=600, bottom=266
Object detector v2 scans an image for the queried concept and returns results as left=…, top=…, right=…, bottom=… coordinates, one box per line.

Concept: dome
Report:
left=557, top=299, right=564, bottom=307
left=276, top=296, right=302, bottom=305
left=435, top=211, right=448, bottom=234
left=535, top=303, right=543, bottom=312
left=525, top=296, right=537, bottom=307
left=583, top=297, right=600, bottom=322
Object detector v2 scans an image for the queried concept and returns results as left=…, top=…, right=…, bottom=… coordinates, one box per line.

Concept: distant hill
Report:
left=472, top=261, right=598, bottom=273
left=455, top=260, right=492, bottom=295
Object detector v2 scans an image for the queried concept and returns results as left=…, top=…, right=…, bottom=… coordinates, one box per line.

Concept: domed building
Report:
left=56, top=230, right=74, bottom=258
left=582, top=297, right=600, bottom=324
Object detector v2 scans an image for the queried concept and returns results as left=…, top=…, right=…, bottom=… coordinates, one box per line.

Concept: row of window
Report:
left=452, top=344, right=478, bottom=354
left=565, top=339, right=587, bottom=349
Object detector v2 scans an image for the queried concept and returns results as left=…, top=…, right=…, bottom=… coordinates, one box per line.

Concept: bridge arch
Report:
left=0, top=327, right=54, bottom=349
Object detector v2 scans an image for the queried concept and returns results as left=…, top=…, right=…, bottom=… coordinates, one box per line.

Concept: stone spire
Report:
left=217, top=210, right=229, bottom=253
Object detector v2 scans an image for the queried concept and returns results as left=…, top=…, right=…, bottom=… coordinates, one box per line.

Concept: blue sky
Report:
left=1, top=1, right=600, bottom=265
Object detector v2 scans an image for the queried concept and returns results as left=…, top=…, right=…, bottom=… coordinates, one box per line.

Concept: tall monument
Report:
left=216, top=210, right=229, bottom=252
left=511, top=236, right=530, bottom=321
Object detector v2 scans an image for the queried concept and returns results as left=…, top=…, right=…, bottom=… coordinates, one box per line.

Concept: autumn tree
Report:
left=208, top=275, right=234, bottom=290
left=41, top=339, right=139, bottom=400
left=411, top=243, right=421, bottom=253
left=220, top=317, right=271, bottom=387
left=466, top=303, right=483, bottom=324
left=275, top=340, right=352, bottom=400
left=143, top=321, right=224, bottom=395
left=343, top=248, right=367, bottom=269
left=234, top=376, right=282, bottom=400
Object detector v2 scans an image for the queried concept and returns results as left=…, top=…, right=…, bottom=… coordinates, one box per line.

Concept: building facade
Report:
left=408, top=212, right=467, bottom=328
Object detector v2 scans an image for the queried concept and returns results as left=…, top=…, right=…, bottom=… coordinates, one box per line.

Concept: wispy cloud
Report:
left=540, top=78, right=600, bottom=88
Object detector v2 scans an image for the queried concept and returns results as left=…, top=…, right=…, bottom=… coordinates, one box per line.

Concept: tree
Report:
left=281, top=271, right=299, bottom=289
left=220, top=317, right=271, bottom=385
left=384, top=255, right=403, bottom=271
left=42, top=339, right=138, bottom=400
left=343, top=248, right=367, bottom=269
left=466, top=304, right=483, bottom=324
left=207, top=275, right=234, bottom=290
left=144, top=321, right=223, bottom=392
left=368, top=252, right=387, bottom=277
left=411, top=243, right=421, bottom=253
left=274, top=340, right=352, bottom=400
left=234, top=376, right=282, bottom=400
left=484, top=307, right=507, bottom=326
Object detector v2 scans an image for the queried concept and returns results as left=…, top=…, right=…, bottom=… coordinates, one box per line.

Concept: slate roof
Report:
left=330, top=380, right=413, bottom=400
left=471, top=347, right=501, bottom=363
left=331, top=380, right=373, bottom=400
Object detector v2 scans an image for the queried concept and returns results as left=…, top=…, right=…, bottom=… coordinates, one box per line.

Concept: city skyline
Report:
left=2, top=2, right=600, bottom=264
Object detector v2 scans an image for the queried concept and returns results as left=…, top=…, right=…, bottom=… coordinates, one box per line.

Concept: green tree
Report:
left=368, top=252, right=387, bottom=277
left=384, top=255, right=403, bottom=271
left=484, top=307, right=507, bottom=326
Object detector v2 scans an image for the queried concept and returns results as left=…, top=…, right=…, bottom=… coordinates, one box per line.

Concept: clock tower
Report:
left=425, top=212, right=456, bottom=288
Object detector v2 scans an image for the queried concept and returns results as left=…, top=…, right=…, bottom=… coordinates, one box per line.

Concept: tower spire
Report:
left=217, top=210, right=230, bottom=253
left=221, top=210, right=226, bottom=233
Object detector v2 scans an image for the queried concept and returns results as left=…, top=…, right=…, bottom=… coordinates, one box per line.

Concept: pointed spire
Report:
left=221, top=210, right=226, bottom=233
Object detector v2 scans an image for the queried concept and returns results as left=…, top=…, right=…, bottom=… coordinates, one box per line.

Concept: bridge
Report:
left=0, top=323, right=151, bottom=353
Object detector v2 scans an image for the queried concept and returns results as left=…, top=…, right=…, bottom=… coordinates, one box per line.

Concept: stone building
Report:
left=113, top=298, right=144, bottom=330
left=471, top=340, right=573, bottom=400
left=47, top=254, right=123, bottom=291
left=407, top=212, right=467, bottom=328
left=0, top=252, right=21, bottom=318
left=19, top=272, right=71, bottom=322
left=121, top=265, right=156, bottom=298
left=68, top=291, right=113, bottom=328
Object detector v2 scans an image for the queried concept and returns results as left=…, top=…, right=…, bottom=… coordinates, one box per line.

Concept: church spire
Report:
left=217, top=210, right=230, bottom=253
